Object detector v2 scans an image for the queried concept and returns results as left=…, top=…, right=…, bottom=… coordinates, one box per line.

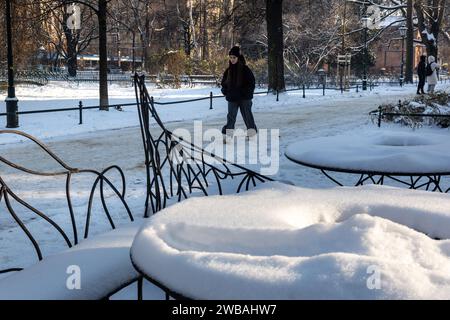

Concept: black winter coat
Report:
left=417, top=61, right=427, bottom=78
left=221, top=64, right=256, bottom=102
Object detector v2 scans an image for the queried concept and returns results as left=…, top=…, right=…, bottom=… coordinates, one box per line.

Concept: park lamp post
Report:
left=5, top=0, right=19, bottom=128
left=317, top=68, right=326, bottom=84
left=399, top=26, right=407, bottom=87
left=361, top=16, right=370, bottom=91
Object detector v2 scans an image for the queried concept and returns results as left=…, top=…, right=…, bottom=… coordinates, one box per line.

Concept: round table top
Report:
left=285, top=130, right=450, bottom=176
left=130, top=182, right=450, bottom=299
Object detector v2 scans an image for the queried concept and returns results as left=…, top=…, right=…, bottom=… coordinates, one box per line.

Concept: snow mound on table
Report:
left=131, top=183, right=450, bottom=299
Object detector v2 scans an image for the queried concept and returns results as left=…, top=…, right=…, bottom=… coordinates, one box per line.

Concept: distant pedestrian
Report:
left=426, top=55, right=440, bottom=94
left=416, top=55, right=427, bottom=95
left=221, top=46, right=257, bottom=140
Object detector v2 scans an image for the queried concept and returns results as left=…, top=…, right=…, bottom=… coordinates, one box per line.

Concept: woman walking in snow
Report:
left=221, top=46, right=257, bottom=139
left=426, top=55, right=440, bottom=94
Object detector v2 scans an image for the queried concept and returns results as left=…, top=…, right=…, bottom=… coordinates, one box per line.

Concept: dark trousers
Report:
left=222, top=100, right=257, bottom=134
left=417, top=76, right=426, bottom=94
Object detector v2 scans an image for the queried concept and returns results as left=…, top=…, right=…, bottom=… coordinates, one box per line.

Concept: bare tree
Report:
left=284, top=1, right=351, bottom=83
left=405, top=0, right=414, bottom=83
left=0, top=1, right=47, bottom=69
left=37, top=3, right=98, bottom=76
left=414, top=0, right=447, bottom=58
left=266, top=0, right=285, bottom=91
left=109, top=0, right=158, bottom=73
left=42, top=0, right=112, bottom=109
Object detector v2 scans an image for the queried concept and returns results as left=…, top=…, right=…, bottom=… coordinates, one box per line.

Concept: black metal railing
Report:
left=369, top=107, right=450, bottom=128
left=134, top=73, right=274, bottom=219
left=1, top=80, right=380, bottom=127
left=0, top=69, right=49, bottom=86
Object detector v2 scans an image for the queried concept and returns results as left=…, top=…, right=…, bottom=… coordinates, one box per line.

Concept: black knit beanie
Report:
left=229, top=46, right=240, bottom=57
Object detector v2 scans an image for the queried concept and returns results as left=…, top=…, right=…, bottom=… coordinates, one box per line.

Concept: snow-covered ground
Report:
left=1, top=81, right=450, bottom=299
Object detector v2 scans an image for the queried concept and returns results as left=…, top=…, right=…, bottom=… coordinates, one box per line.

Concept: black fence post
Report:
left=323, top=83, right=325, bottom=96
left=356, top=85, right=359, bottom=93
left=209, top=91, right=213, bottom=109
left=78, top=101, right=83, bottom=125
left=276, top=89, right=279, bottom=102
left=302, top=85, right=305, bottom=98
left=341, top=85, right=343, bottom=94
left=377, top=106, right=382, bottom=128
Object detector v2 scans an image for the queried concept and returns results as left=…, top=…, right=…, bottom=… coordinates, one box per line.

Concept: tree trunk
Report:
left=188, top=0, right=197, bottom=56
left=201, top=0, right=208, bottom=60
left=67, top=53, right=78, bottom=77
left=404, top=0, right=414, bottom=83
left=429, top=20, right=439, bottom=59
left=163, top=0, right=171, bottom=49
left=229, top=0, right=235, bottom=48
left=98, top=0, right=109, bottom=110
left=183, top=21, right=191, bottom=56
left=63, top=10, right=78, bottom=77
left=132, top=32, right=136, bottom=73
left=142, top=5, right=151, bottom=72
left=266, top=0, right=285, bottom=92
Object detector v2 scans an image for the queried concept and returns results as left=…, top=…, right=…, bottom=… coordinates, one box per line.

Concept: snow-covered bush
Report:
left=373, top=91, right=450, bottom=128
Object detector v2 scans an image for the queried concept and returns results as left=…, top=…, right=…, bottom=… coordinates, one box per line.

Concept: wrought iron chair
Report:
left=0, top=130, right=133, bottom=281
left=133, top=74, right=274, bottom=218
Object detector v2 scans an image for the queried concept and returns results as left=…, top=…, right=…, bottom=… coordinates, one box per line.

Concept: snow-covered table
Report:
left=130, top=182, right=450, bottom=299
left=285, top=130, right=450, bottom=191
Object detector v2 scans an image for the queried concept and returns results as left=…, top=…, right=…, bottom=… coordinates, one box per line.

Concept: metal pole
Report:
left=150, top=96, right=154, bottom=118
left=400, top=35, right=405, bottom=87
left=377, top=106, right=382, bottom=128
left=79, top=101, right=83, bottom=125
left=209, top=91, right=213, bottom=109
left=5, top=0, right=19, bottom=128
left=362, top=24, right=368, bottom=90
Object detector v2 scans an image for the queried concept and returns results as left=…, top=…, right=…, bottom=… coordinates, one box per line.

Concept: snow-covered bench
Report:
left=0, top=130, right=139, bottom=299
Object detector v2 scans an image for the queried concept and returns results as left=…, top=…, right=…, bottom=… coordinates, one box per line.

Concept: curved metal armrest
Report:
left=0, top=130, right=134, bottom=269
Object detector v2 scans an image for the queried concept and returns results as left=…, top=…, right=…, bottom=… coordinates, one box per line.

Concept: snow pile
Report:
left=285, top=129, right=450, bottom=174
left=375, top=91, right=450, bottom=128
left=130, top=182, right=450, bottom=299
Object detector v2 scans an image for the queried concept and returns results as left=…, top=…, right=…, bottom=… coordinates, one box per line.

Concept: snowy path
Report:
left=0, top=88, right=436, bottom=190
